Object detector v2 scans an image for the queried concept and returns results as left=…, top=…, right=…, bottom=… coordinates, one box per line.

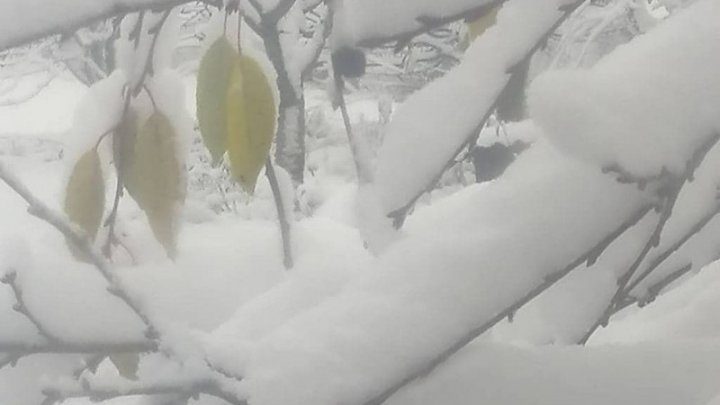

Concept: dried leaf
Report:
left=196, top=37, right=236, bottom=165
left=63, top=149, right=104, bottom=260
left=125, top=112, right=186, bottom=258
left=226, top=54, right=277, bottom=193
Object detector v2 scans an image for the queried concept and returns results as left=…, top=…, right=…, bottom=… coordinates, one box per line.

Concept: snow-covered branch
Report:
left=298, top=3, right=330, bottom=74
left=578, top=133, right=720, bottom=344
left=627, top=204, right=720, bottom=295
left=42, top=378, right=246, bottom=405
left=0, top=339, right=155, bottom=358
left=1, top=270, right=60, bottom=343
left=0, top=162, right=159, bottom=341
left=0, top=0, right=224, bottom=52
left=341, top=0, right=504, bottom=48
left=375, top=0, right=583, bottom=220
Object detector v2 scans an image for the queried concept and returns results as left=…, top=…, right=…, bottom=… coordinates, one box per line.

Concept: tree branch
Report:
left=578, top=132, right=720, bottom=344
left=42, top=378, right=246, bottom=405
left=0, top=0, right=222, bottom=53
left=362, top=202, right=653, bottom=405
left=625, top=203, right=720, bottom=295
left=265, top=159, right=293, bottom=269
left=0, top=162, right=158, bottom=342
left=385, top=0, right=585, bottom=227
left=1, top=270, right=60, bottom=343
left=356, top=0, right=506, bottom=48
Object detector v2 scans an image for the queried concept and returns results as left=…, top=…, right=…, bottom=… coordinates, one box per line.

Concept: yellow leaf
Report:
left=125, top=112, right=186, bottom=258
left=197, top=37, right=236, bottom=165
left=64, top=149, right=104, bottom=239
left=467, top=6, right=499, bottom=41
left=226, top=54, right=277, bottom=193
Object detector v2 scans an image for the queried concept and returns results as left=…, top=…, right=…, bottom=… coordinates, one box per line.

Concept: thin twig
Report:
left=42, top=378, right=246, bottom=405
left=265, top=159, right=293, bottom=269
left=1, top=270, right=60, bottom=342
left=0, top=161, right=158, bottom=341
left=640, top=262, right=694, bottom=306
left=102, top=88, right=133, bottom=256
left=625, top=203, right=720, bottom=295
left=131, top=9, right=172, bottom=96
left=335, top=77, right=374, bottom=184
left=578, top=133, right=720, bottom=344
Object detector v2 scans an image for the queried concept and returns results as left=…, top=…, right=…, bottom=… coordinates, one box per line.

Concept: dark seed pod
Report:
left=332, top=47, right=367, bottom=78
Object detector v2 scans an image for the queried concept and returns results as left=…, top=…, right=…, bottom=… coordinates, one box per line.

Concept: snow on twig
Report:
left=578, top=132, right=720, bottom=345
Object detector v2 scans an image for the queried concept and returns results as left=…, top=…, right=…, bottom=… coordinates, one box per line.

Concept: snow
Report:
left=374, top=0, right=575, bottom=215
left=204, top=140, right=651, bottom=405
left=386, top=339, right=720, bottom=405
left=529, top=0, right=720, bottom=178
left=0, top=76, right=85, bottom=137
left=63, top=70, right=127, bottom=163
left=332, top=0, right=498, bottom=47
left=3, top=1, right=720, bottom=405
left=0, top=0, right=187, bottom=51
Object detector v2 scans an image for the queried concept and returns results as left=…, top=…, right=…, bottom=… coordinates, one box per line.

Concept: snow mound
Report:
left=529, top=0, right=720, bottom=178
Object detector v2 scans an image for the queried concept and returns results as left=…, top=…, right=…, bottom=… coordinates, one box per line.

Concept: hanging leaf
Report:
left=125, top=112, right=186, bottom=258
left=226, top=54, right=277, bottom=193
left=459, top=5, right=501, bottom=50
left=196, top=37, right=236, bottom=165
left=467, top=6, right=500, bottom=41
left=63, top=149, right=105, bottom=260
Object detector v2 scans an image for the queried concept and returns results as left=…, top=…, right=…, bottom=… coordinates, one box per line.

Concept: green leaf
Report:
left=125, top=112, right=186, bottom=258
left=226, top=54, right=277, bottom=193
left=196, top=37, right=236, bottom=165
left=63, top=149, right=105, bottom=260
